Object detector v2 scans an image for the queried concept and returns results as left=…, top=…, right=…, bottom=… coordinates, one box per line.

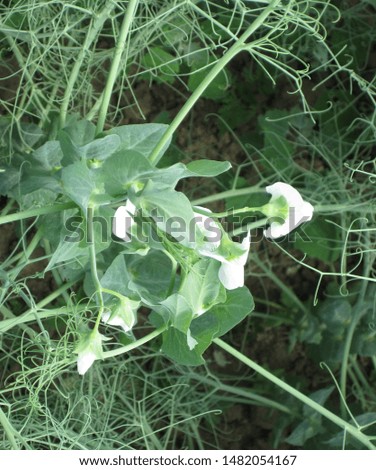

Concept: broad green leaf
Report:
left=286, top=387, right=334, bottom=446
left=208, top=286, right=254, bottom=337
left=99, top=150, right=153, bottom=196
left=137, top=181, right=196, bottom=246
left=293, top=218, right=341, bottom=263
left=179, top=258, right=226, bottom=317
left=147, top=160, right=231, bottom=188
left=142, top=47, right=179, bottom=84
left=107, top=123, right=170, bottom=162
left=45, top=210, right=90, bottom=271
left=100, top=254, right=133, bottom=297
left=45, top=206, right=112, bottom=271
left=31, top=140, right=63, bottom=170
left=61, top=161, right=108, bottom=214
left=59, top=120, right=96, bottom=165
left=188, top=63, right=231, bottom=100
left=156, top=293, right=193, bottom=333
left=17, top=175, right=61, bottom=196
left=21, top=188, right=57, bottom=210
left=160, top=286, right=254, bottom=366
left=185, top=159, right=231, bottom=177
left=0, top=167, right=20, bottom=195
left=318, top=299, right=352, bottom=333
left=161, top=325, right=214, bottom=366
left=80, top=134, right=121, bottom=161
left=127, top=250, right=173, bottom=303
left=61, top=119, right=96, bottom=146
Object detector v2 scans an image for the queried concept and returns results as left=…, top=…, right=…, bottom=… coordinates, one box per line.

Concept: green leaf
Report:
left=156, top=293, right=193, bottom=333
left=59, top=120, right=96, bottom=165
left=142, top=47, right=179, bottom=84
left=318, top=299, right=352, bottom=333
left=160, top=286, right=254, bottom=366
left=80, top=134, right=121, bottom=161
left=208, top=286, right=254, bottom=337
left=61, top=119, right=96, bottom=146
left=99, top=150, right=153, bottom=196
left=293, top=218, right=341, bottom=263
left=21, top=188, right=57, bottom=210
left=286, top=386, right=334, bottom=446
left=179, top=258, right=226, bottom=317
left=188, top=63, right=231, bottom=100
left=107, top=123, right=171, bottom=162
left=0, top=167, right=20, bottom=196
left=161, top=327, right=210, bottom=366
left=61, top=161, right=108, bottom=214
left=31, top=140, right=63, bottom=170
left=127, top=251, right=173, bottom=303
left=45, top=210, right=89, bottom=271
left=185, top=159, right=231, bottom=177
left=100, top=254, right=133, bottom=297
left=137, top=181, right=197, bottom=246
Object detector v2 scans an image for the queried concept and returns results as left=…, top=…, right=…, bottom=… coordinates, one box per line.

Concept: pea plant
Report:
left=0, top=0, right=375, bottom=450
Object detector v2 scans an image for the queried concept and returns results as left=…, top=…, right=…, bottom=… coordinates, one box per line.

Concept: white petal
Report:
left=238, top=231, right=251, bottom=265
left=266, top=182, right=304, bottom=207
left=265, top=183, right=314, bottom=238
left=101, top=311, right=134, bottom=333
left=77, top=351, right=96, bottom=375
left=218, top=261, right=245, bottom=290
left=263, top=220, right=290, bottom=238
left=193, top=208, right=222, bottom=248
left=113, top=203, right=136, bottom=241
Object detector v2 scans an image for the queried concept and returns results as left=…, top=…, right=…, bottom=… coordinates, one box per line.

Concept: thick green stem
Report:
left=0, top=202, right=75, bottom=226
left=148, top=0, right=280, bottom=165
left=87, top=207, right=105, bottom=328
left=59, top=2, right=115, bottom=128
left=214, top=338, right=376, bottom=450
left=339, top=231, right=371, bottom=418
left=192, top=187, right=262, bottom=206
left=96, top=0, right=140, bottom=134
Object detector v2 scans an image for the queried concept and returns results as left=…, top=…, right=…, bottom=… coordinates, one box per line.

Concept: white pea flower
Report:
left=112, top=200, right=136, bottom=242
left=75, top=329, right=107, bottom=375
left=101, top=297, right=140, bottom=333
left=193, top=206, right=250, bottom=290
left=263, top=182, right=314, bottom=239
left=198, top=232, right=251, bottom=290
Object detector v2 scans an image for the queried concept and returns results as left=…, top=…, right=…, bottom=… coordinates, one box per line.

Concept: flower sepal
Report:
left=75, top=328, right=109, bottom=375
left=260, top=195, right=289, bottom=219
left=101, top=296, right=140, bottom=333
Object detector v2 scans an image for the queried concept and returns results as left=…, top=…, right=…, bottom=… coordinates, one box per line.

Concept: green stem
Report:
left=96, top=0, right=140, bottom=134
left=148, top=0, right=280, bottom=165
left=339, top=230, right=371, bottom=418
left=59, top=2, right=115, bottom=128
left=192, top=187, right=262, bottom=206
left=195, top=206, right=262, bottom=219
left=103, top=325, right=166, bottom=358
left=214, top=338, right=376, bottom=450
left=87, top=207, right=105, bottom=329
left=0, top=202, right=75, bottom=226
left=230, top=217, right=269, bottom=237
left=0, top=407, right=21, bottom=449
